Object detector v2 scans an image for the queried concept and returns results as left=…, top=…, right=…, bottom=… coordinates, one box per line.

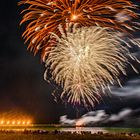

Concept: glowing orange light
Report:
left=22, top=121, right=25, bottom=125
left=6, top=121, right=10, bottom=125
left=0, top=120, right=4, bottom=124
left=12, top=121, right=15, bottom=125
left=17, top=121, right=21, bottom=125
left=26, top=121, right=30, bottom=125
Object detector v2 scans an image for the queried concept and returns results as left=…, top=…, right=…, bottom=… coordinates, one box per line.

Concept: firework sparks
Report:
left=19, top=0, right=139, bottom=60
left=44, top=25, right=137, bottom=106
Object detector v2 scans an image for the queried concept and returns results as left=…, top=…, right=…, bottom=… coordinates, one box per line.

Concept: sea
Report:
left=0, top=125, right=140, bottom=134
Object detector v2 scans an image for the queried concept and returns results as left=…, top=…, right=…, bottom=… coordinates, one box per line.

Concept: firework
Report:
left=44, top=25, right=137, bottom=106
left=19, top=0, right=139, bottom=60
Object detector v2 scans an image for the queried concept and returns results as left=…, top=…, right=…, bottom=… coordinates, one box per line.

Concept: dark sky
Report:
left=0, top=0, right=140, bottom=124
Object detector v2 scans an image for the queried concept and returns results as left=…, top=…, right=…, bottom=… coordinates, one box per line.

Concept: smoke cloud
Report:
left=111, top=77, right=140, bottom=97
left=60, top=108, right=140, bottom=127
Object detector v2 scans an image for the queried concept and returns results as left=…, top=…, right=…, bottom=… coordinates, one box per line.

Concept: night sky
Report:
left=0, top=0, right=140, bottom=124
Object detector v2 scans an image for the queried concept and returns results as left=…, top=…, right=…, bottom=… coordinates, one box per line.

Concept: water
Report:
left=0, top=125, right=140, bottom=134
left=60, top=127, right=107, bottom=134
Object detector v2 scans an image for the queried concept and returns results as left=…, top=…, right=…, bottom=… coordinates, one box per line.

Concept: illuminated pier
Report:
left=0, top=119, right=32, bottom=126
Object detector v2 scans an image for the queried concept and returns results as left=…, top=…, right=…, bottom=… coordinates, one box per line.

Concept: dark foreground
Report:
left=0, top=130, right=140, bottom=140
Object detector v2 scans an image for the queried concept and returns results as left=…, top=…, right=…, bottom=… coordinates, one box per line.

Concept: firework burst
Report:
left=44, top=25, right=138, bottom=106
left=19, top=0, right=139, bottom=60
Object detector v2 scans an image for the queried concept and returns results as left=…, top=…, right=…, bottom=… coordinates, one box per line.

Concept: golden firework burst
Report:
left=44, top=25, right=138, bottom=106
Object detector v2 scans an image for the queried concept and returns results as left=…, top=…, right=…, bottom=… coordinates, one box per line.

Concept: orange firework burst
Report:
left=19, top=0, right=138, bottom=61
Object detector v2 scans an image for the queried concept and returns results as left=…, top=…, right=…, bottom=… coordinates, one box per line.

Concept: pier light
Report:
left=0, top=120, right=4, bottom=124
left=17, top=121, right=21, bottom=125
left=22, top=121, right=25, bottom=125
left=12, top=121, right=15, bottom=125
left=6, top=121, right=10, bottom=125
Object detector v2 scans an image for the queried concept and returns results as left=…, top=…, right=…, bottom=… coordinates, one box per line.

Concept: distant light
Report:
left=27, top=121, right=30, bottom=125
left=12, top=121, right=15, bottom=125
left=6, top=121, right=10, bottom=125
left=0, top=119, right=32, bottom=126
left=17, top=121, right=21, bottom=125
left=0, top=121, right=4, bottom=124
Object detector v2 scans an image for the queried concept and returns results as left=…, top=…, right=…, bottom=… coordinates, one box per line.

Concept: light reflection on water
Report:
left=60, top=127, right=108, bottom=134
left=0, top=126, right=140, bottom=134
left=0, top=126, right=107, bottom=134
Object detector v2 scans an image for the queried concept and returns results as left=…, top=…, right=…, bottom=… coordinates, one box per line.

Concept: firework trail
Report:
left=44, top=25, right=138, bottom=106
left=19, top=0, right=139, bottom=60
